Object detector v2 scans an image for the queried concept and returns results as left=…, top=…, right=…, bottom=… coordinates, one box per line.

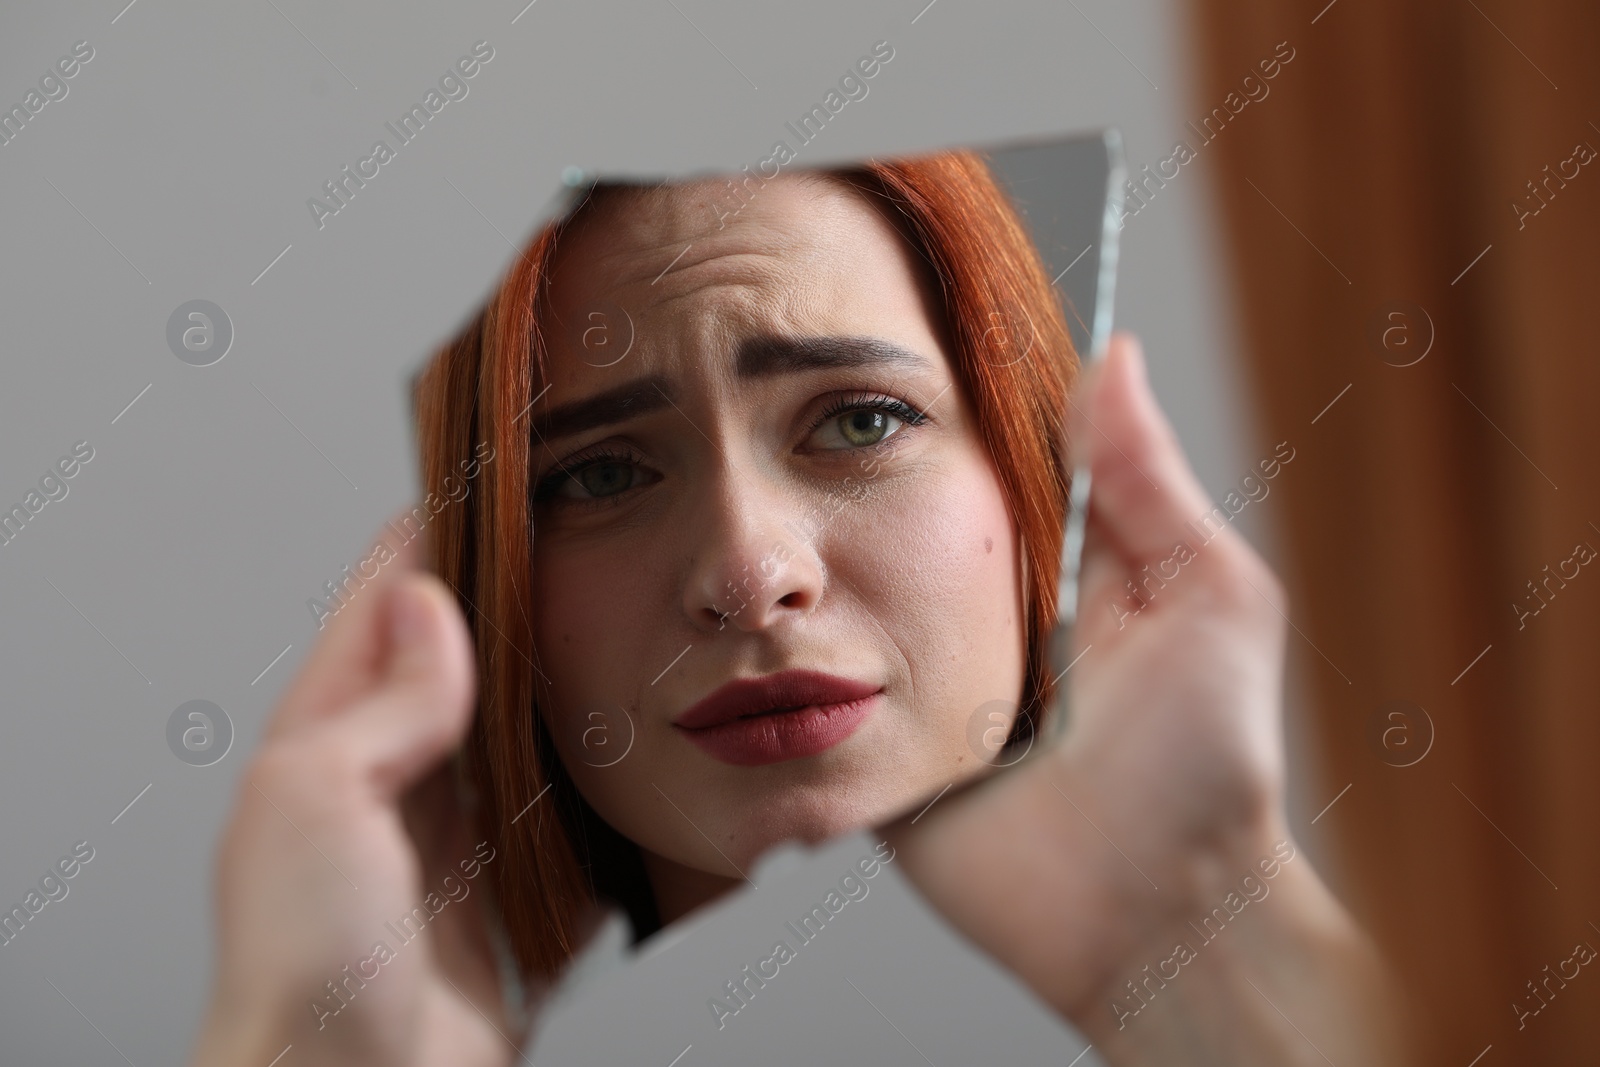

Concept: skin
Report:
left=883, top=340, right=1404, bottom=1062
left=186, top=191, right=1405, bottom=1063
left=527, top=175, right=1026, bottom=923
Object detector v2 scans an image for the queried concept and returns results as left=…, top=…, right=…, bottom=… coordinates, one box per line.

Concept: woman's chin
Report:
left=717, top=783, right=931, bottom=868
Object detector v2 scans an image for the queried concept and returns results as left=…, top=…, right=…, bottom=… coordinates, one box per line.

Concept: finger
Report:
left=1072, top=332, right=1233, bottom=570
left=320, top=571, right=478, bottom=800
left=265, top=513, right=425, bottom=741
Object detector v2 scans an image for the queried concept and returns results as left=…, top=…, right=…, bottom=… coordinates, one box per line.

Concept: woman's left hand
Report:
left=884, top=332, right=1404, bottom=1065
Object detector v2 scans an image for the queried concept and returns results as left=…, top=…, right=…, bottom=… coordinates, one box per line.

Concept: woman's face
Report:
left=529, top=173, right=1026, bottom=915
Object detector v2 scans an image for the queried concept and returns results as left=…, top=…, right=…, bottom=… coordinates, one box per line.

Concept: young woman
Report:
left=414, top=151, right=1076, bottom=960
left=188, top=151, right=1402, bottom=1065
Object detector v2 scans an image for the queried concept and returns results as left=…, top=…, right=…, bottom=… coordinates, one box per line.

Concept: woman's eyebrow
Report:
left=530, top=375, right=673, bottom=445
left=531, top=335, right=932, bottom=444
left=735, top=333, right=933, bottom=379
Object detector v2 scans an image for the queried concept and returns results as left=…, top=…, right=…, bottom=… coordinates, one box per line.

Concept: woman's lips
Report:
left=674, top=692, right=881, bottom=766
left=672, top=669, right=882, bottom=766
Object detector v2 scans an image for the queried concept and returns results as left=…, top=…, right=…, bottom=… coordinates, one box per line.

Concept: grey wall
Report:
left=0, top=0, right=1322, bottom=1061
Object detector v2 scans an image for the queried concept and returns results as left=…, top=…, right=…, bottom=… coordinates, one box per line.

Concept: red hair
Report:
left=412, top=148, right=1077, bottom=980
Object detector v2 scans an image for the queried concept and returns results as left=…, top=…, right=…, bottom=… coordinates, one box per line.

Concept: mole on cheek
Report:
left=984, top=537, right=993, bottom=554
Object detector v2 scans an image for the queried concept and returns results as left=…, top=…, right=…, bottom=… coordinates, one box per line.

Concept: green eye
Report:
left=838, top=409, right=893, bottom=447
left=533, top=449, right=650, bottom=505
left=809, top=394, right=927, bottom=451
left=578, top=462, right=635, bottom=497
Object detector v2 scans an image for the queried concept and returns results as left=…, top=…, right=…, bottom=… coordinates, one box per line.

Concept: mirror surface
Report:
left=406, top=131, right=1118, bottom=966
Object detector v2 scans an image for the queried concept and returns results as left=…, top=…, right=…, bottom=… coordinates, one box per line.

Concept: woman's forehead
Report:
left=539, top=173, right=947, bottom=382
left=547, top=174, right=919, bottom=309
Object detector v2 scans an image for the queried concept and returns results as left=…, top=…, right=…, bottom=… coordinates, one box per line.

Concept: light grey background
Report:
left=0, top=0, right=1301, bottom=1062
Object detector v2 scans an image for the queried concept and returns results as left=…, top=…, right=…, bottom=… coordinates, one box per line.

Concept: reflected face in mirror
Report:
left=528, top=173, right=1028, bottom=919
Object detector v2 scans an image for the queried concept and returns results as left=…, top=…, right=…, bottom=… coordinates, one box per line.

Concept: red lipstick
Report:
left=673, top=669, right=881, bottom=766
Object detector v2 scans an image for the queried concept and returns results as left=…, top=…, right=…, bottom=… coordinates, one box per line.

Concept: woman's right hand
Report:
left=187, top=528, right=527, bottom=1067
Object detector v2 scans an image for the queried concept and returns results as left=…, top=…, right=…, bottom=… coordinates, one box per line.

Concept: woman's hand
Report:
left=187, top=531, right=527, bottom=1067
left=189, top=332, right=1401, bottom=1067
left=885, top=332, right=1404, bottom=1065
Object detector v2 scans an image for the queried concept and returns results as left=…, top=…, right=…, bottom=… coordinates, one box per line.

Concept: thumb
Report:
left=327, top=572, right=478, bottom=800
left=1074, top=331, right=1219, bottom=569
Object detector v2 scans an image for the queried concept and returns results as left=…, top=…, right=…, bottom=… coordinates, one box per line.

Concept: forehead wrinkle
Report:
left=599, top=235, right=808, bottom=296
left=541, top=174, right=940, bottom=413
left=629, top=261, right=796, bottom=315
left=567, top=178, right=855, bottom=297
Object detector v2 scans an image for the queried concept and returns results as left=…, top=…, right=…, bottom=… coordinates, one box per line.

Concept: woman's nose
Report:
left=681, top=469, right=824, bottom=634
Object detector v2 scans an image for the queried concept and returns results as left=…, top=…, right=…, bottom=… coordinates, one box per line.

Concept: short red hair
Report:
left=413, top=148, right=1077, bottom=979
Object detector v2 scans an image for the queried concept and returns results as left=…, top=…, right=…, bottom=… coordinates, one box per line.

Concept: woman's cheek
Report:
left=825, top=469, right=984, bottom=675
left=533, top=548, right=650, bottom=710
left=864, top=453, right=1023, bottom=742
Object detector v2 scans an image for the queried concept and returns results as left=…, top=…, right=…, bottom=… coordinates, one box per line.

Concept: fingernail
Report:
left=1120, top=333, right=1147, bottom=385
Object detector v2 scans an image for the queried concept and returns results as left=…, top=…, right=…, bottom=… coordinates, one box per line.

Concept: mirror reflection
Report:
left=410, top=138, right=1103, bottom=963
